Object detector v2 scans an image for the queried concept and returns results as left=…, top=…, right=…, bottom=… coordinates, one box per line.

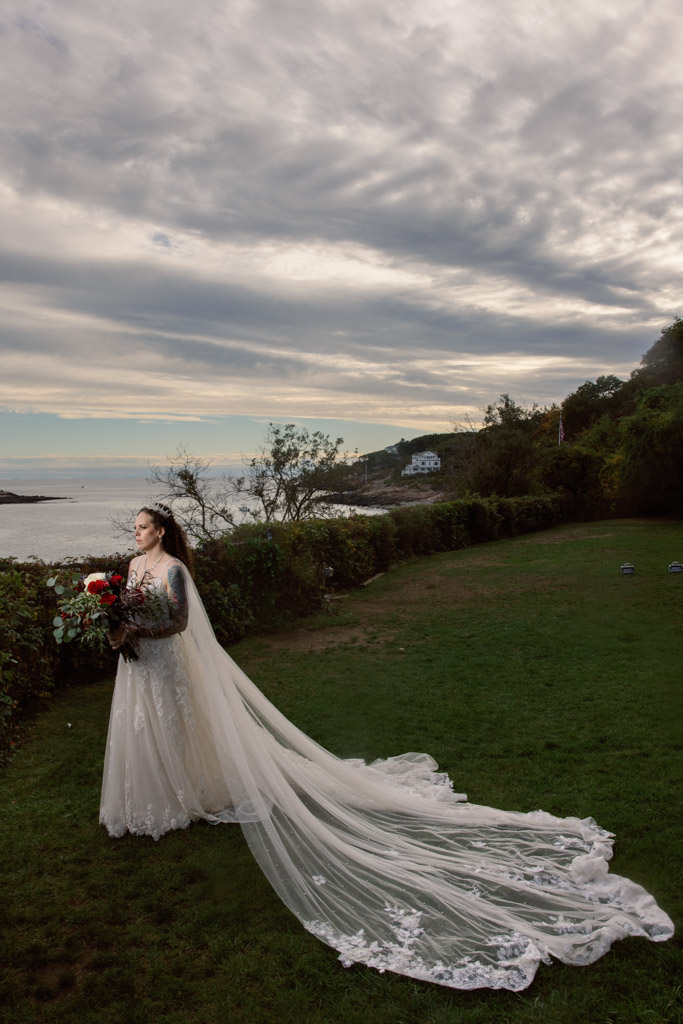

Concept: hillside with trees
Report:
left=356, top=317, right=683, bottom=518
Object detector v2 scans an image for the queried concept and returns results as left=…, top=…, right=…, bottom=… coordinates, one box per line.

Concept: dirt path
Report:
left=253, top=562, right=482, bottom=652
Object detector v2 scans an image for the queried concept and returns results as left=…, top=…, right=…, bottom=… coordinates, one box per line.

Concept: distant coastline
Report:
left=0, top=489, right=67, bottom=505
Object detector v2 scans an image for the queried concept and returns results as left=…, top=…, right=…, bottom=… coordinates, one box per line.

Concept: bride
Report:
left=101, top=505, right=673, bottom=992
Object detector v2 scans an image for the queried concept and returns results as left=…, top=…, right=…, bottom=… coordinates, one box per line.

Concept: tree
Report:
left=631, top=316, right=683, bottom=388
left=445, top=395, right=549, bottom=498
left=616, top=382, right=683, bottom=514
left=483, top=393, right=544, bottom=429
left=148, top=425, right=354, bottom=540
left=449, top=429, right=538, bottom=497
left=149, top=446, right=236, bottom=541
left=561, top=375, right=626, bottom=438
left=537, top=444, right=608, bottom=517
left=232, top=423, right=354, bottom=522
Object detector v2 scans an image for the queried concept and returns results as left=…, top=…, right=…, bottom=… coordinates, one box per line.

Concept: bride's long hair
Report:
left=139, top=504, right=194, bottom=574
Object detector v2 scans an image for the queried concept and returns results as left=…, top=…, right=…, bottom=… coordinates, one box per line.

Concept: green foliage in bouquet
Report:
left=47, top=570, right=164, bottom=663
left=47, top=572, right=128, bottom=654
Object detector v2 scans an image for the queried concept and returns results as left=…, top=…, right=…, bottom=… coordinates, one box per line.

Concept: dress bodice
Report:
left=126, top=563, right=189, bottom=640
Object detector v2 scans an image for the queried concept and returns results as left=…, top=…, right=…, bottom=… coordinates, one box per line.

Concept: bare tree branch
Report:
left=147, top=446, right=238, bottom=542
left=133, top=427, right=355, bottom=542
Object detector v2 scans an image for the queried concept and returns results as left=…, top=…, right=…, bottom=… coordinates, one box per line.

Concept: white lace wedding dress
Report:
left=100, top=562, right=674, bottom=991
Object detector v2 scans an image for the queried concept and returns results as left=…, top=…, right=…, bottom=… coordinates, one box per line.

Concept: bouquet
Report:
left=47, top=570, right=163, bottom=662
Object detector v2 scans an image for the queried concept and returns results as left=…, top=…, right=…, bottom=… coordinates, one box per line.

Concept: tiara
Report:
left=153, top=502, right=174, bottom=520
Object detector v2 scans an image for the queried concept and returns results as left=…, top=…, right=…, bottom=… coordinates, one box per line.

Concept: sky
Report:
left=0, top=0, right=681, bottom=477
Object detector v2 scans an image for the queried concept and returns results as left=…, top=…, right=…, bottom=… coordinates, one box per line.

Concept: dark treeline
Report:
left=366, top=317, right=683, bottom=519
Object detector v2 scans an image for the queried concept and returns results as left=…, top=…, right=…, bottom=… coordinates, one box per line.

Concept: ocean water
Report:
left=0, top=478, right=162, bottom=562
left=0, top=477, right=381, bottom=563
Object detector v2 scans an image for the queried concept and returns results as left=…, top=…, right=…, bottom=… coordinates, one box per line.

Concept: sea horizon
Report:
left=0, top=477, right=167, bottom=562
left=0, top=476, right=381, bottom=562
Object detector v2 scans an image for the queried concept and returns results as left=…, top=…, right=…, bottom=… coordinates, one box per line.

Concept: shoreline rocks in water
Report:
left=328, top=481, right=445, bottom=509
left=0, top=489, right=67, bottom=505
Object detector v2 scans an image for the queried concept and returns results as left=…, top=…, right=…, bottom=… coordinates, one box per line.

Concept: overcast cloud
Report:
left=0, top=0, right=681, bottom=458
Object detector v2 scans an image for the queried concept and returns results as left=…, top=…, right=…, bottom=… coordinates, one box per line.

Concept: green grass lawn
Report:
left=1, top=519, right=681, bottom=1024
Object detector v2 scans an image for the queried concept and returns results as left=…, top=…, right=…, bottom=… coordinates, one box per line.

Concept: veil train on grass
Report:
left=100, top=566, right=674, bottom=991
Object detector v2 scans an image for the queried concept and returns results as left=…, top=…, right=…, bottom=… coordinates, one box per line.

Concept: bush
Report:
left=199, top=494, right=570, bottom=643
left=0, top=554, right=131, bottom=761
left=538, top=443, right=611, bottom=519
left=0, top=567, right=54, bottom=760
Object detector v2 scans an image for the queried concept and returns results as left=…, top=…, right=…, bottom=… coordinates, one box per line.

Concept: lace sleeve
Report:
left=132, top=563, right=189, bottom=640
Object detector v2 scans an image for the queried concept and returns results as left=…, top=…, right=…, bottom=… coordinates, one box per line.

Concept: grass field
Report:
left=1, top=518, right=681, bottom=1024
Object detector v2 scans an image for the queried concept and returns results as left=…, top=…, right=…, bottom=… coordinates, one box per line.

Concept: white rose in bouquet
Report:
left=83, top=572, right=107, bottom=587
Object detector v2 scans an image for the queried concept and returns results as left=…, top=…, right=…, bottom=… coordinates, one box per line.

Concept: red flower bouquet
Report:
left=47, top=570, right=164, bottom=662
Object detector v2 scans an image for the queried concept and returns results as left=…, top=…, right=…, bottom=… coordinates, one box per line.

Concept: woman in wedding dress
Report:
left=100, top=506, right=673, bottom=992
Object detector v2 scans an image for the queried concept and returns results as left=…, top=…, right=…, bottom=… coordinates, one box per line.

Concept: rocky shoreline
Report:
left=330, top=481, right=445, bottom=509
left=0, top=489, right=67, bottom=505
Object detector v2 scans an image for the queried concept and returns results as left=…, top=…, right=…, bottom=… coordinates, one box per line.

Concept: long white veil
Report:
left=178, top=567, right=673, bottom=991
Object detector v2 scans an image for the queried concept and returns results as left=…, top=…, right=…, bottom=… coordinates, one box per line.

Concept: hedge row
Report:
left=0, top=492, right=569, bottom=760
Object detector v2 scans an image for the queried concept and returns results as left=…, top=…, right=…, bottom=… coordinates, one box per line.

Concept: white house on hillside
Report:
left=401, top=450, right=441, bottom=476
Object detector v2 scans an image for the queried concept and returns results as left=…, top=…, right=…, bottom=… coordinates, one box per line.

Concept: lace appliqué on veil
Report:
left=304, top=906, right=549, bottom=991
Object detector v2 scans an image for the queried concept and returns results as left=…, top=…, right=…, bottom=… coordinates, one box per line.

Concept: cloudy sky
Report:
left=1, top=0, right=681, bottom=476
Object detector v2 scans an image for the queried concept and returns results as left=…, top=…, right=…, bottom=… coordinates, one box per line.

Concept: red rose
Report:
left=99, top=593, right=117, bottom=605
left=109, top=574, right=124, bottom=586
left=87, top=580, right=108, bottom=594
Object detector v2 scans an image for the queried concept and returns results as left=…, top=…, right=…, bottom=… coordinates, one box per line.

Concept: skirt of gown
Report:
left=100, top=633, right=234, bottom=838
left=99, top=568, right=674, bottom=992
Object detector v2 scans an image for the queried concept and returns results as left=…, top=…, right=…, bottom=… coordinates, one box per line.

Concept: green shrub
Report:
left=538, top=444, right=611, bottom=518
left=0, top=565, right=57, bottom=761
left=0, top=554, right=131, bottom=760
